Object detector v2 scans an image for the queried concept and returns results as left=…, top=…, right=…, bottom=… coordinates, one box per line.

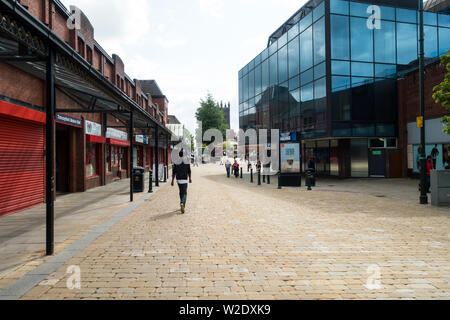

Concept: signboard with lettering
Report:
left=135, top=135, right=144, bottom=144
left=56, top=113, right=82, bottom=128
left=280, top=142, right=301, bottom=174
left=280, top=132, right=297, bottom=142
left=106, top=128, right=128, bottom=141
left=85, top=120, right=102, bottom=137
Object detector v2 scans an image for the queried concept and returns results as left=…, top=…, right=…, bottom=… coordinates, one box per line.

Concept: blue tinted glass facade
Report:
left=239, top=0, right=450, bottom=141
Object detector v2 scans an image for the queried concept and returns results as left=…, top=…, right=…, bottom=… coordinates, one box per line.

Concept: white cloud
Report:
left=196, top=0, right=225, bottom=18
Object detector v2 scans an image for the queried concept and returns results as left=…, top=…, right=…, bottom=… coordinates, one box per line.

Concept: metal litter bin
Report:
left=133, top=167, right=145, bottom=193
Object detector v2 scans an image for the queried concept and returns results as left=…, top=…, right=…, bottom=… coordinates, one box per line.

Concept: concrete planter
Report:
left=431, top=170, right=450, bottom=207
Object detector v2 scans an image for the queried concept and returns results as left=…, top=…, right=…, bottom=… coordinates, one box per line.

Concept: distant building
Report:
left=140, top=80, right=169, bottom=126
left=167, top=115, right=191, bottom=147
left=220, top=101, right=231, bottom=129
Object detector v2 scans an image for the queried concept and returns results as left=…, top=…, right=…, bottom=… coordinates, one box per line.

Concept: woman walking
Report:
left=232, top=160, right=240, bottom=178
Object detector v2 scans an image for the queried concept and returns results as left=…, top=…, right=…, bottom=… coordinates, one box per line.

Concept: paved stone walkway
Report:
left=0, top=174, right=157, bottom=291
left=2, top=164, right=450, bottom=300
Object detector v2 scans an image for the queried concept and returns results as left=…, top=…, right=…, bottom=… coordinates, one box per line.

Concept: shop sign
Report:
left=417, top=116, right=424, bottom=128
left=280, top=132, right=291, bottom=142
left=56, top=113, right=82, bottom=128
left=106, top=128, right=128, bottom=141
left=280, top=142, right=301, bottom=174
left=143, top=136, right=149, bottom=145
left=280, top=132, right=297, bottom=142
left=135, top=135, right=144, bottom=144
left=85, top=120, right=102, bottom=137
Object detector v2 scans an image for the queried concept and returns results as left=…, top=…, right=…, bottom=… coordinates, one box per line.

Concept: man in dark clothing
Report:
left=431, top=145, right=439, bottom=169
left=171, top=151, right=192, bottom=214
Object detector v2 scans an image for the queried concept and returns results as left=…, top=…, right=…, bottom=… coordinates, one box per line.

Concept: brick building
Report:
left=398, top=58, right=450, bottom=178
left=0, top=0, right=171, bottom=216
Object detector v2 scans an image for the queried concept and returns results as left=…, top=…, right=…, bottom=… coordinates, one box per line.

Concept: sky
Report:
left=60, top=0, right=308, bottom=134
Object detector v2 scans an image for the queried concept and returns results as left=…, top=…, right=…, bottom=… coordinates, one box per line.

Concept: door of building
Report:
left=369, top=149, right=386, bottom=177
left=0, top=115, right=45, bottom=216
left=56, top=126, right=70, bottom=193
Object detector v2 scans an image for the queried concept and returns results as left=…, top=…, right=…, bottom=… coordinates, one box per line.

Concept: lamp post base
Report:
left=420, top=195, right=428, bottom=205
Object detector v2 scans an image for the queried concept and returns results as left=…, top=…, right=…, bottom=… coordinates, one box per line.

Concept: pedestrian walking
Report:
left=426, top=155, right=434, bottom=194
left=431, top=144, right=439, bottom=169
left=171, top=151, right=192, bottom=214
left=225, top=159, right=232, bottom=178
left=232, top=160, right=240, bottom=178
left=256, top=160, right=261, bottom=173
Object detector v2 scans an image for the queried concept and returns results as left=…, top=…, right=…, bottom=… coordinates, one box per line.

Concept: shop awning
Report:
left=86, top=135, right=106, bottom=144
left=107, top=138, right=130, bottom=147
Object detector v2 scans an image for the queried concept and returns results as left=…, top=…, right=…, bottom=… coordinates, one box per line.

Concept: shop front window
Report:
left=86, top=143, right=98, bottom=177
left=113, top=147, right=119, bottom=166
left=120, top=148, right=126, bottom=170
left=139, top=147, right=144, bottom=167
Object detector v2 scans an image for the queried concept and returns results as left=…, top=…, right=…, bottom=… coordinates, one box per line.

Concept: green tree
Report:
left=189, top=133, right=195, bottom=152
left=433, top=50, right=450, bottom=134
left=195, top=93, right=228, bottom=143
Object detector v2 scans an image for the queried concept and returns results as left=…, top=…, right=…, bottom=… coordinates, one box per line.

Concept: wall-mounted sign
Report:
left=280, top=142, right=301, bottom=174
left=135, top=135, right=144, bottom=144
left=85, top=120, right=102, bottom=137
left=372, top=150, right=383, bottom=156
left=417, top=116, right=424, bottom=128
left=56, top=113, right=82, bottom=128
left=280, top=132, right=291, bottom=142
left=280, top=132, right=297, bottom=142
left=143, top=136, right=149, bottom=145
left=106, top=128, right=128, bottom=141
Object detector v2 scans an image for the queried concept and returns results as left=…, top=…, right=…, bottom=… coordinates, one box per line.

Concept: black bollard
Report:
left=263, top=169, right=266, bottom=183
left=240, top=167, right=243, bottom=179
left=250, top=168, right=254, bottom=183
left=267, top=174, right=270, bottom=185
left=163, top=166, right=167, bottom=183
left=148, top=170, right=153, bottom=193
left=278, top=172, right=282, bottom=189
left=258, top=170, right=261, bottom=186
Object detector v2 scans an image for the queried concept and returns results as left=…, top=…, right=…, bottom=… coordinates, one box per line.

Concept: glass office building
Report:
left=239, top=0, right=450, bottom=177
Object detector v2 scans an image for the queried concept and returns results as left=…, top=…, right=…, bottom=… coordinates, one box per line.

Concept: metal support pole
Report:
left=45, top=48, right=55, bottom=256
left=129, top=108, right=134, bottom=202
left=251, top=168, right=254, bottom=183
left=263, top=168, right=266, bottom=183
left=155, top=127, right=159, bottom=187
left=102, top=113, right=107, bottom=186
left=165, top=141, right=169, bottom=183
left=164, top=166, right=167, bottom=183
left=148, top=170, right=153, bottom=193
left=258, top=169, right=261, bottom=185
left=419, top=0, right=428, bottom=205
left=278, top=137, right=282, bottom=189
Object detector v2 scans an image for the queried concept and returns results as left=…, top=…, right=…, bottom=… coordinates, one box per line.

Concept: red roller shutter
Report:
left=0, top=115, right=45, bottom=216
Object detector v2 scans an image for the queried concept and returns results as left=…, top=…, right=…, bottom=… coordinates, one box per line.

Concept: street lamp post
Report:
left=419, top=0, right=428, bottom=205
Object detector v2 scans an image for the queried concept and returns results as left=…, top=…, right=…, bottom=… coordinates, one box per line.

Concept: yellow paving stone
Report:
left=9, top=165, right=450, bottom=300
